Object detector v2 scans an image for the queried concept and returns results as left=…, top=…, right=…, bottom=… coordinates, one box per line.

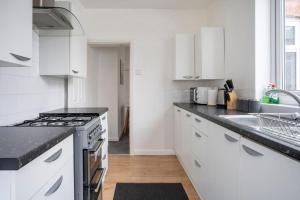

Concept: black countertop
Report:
left=0, top=127, right=75, bottom=170
left=174, top=103, right=300, bottom=162
left=41, top=107, right=109, bottom=116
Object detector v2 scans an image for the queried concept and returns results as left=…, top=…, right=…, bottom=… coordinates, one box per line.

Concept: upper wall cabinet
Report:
left=0, top=0, right=32, bottom=67
left=195, top=27, right=225, bottom=80
left=175, top=34, right=195, bottom=80
left=39, top=35, right=87, bottom=78
left=174, top=27, right=225, bottom=80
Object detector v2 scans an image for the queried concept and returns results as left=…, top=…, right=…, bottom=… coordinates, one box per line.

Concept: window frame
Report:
left=272, top=0, right=300, bottom=91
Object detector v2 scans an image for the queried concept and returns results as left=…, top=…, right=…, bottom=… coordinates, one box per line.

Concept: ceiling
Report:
left=80, top=0, right=211, bottom=9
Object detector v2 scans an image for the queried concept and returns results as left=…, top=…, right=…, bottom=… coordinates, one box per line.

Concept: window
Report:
left=273, top=0, right=300, bottom=90
left=285, top=26, right=295, bottom=45
left=285, top=52, right=296, bottom=90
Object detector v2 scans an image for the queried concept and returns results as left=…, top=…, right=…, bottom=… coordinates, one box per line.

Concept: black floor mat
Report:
left=113, top=183, right=189, bottom=200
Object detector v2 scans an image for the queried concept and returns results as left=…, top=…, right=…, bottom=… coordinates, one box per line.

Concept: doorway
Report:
left=87, top=42, right=131, bottom=155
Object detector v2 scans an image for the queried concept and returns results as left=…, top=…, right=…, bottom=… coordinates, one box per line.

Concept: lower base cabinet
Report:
left=239, top=138, right=300, bottom=200
left=31, top=161, right=74, bottom=200
left=173, top=106, right=300, bottom=200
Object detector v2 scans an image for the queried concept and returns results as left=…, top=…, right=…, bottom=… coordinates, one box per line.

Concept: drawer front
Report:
left=31, top=161, right=74, bottom=200
left=189, top=153, right=208, bottom=200
left=16, top=136, right=73, bottom=200
left=192, top=115, right=209, bottom=133
left=191, top=127, right=207, bottom=164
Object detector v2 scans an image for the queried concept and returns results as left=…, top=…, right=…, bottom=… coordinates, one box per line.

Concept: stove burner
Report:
left=48, top=122, right=65, bottom=126
left=65, top=121, right=85, bottom=126
left=41, top=117, right=63, bottom=121
left=31, top=122, right=49, bottom=127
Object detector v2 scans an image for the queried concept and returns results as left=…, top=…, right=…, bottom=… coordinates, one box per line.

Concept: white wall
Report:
left=78, top=9, right=209, bottom=154
left=0, top=32, right=65, bottom=125
left=207, top=0, right=256, bottom=99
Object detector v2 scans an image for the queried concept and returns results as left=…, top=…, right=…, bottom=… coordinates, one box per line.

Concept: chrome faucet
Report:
left=265, top=89, right=300, bottom=107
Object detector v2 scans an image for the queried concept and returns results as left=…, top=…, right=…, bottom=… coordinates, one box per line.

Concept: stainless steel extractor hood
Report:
left=33, top=0, right=84, bottom=36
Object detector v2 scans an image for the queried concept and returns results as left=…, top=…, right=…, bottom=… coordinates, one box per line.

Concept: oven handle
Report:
left=92, top=168, right=106, bottom=193
left=89, top=139, right=104, bottom=153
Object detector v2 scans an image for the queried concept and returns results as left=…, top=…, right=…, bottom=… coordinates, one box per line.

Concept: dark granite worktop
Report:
left=0, top=127, right=75, bottom=170
left=174, top=103, right=300, bottom=162
left=41, top=107, right=108, bottom=116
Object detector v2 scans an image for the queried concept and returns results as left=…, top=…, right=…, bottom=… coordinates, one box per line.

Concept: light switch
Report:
left=135, top=69, right=143, bottom=76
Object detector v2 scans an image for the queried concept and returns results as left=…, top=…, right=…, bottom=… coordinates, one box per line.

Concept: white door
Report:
left=180, top=110, right=193, bottom=174
left=195, top=27, right=225, bottom=80
left=239, top=138, right=300, bottom=200
left=70, top=35, right=87, bottom=77
left=174, top=107, right=183, bottom=159
left=174, top=34, right=195, bottom=80
left=0, top=0, right=32, bottom=67
left=207, top=126, right=240, bottom=200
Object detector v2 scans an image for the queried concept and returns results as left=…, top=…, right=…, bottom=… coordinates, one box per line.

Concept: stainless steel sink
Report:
left=219, top=113, right=300, bottom=147
left=218, top=115, right=260, bottom=129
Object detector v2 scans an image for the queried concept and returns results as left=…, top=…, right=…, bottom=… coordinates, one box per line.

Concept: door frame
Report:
left=88, top=39, right=134, bottom=155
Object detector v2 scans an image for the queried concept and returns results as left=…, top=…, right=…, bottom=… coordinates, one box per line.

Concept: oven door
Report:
left=83, top=139, right=104, bottom=186
left=83, top=139, right=105, bottom=200
left=84, top=168, right=105, bottom=200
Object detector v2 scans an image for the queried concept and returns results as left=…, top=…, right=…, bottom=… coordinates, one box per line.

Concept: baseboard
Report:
left=133, top=149, right=175, bottom=155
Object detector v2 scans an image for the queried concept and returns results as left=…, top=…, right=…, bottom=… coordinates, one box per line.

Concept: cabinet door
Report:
left=207, top=125, right=240, bottom=200
left=180, top=110, right=193, bottom=174
left=31, top=161, right=74, bottom=200
left=70, top=35, right=87, bottom=77
left=0, top=0, right=32, bottom=67
left=174, top=34, right=195, bottom=80
left=195, top=27, right=224, bottom=80
left=239, top=138, right=300, bottom=200
left=174, top=107, right=183, bottom=160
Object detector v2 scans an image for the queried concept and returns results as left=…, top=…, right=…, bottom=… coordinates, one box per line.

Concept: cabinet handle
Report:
left=194, top=160, right=201, bottom=168
left=195, top=76, right=200, bottom=79
left=195, top=118, right=201, bottom=123
left=44, top=149, right=62, bottom=163
left=186, top=113, right=191, bottom=117
left=194, top=132, right=202, bottom=138
left=102, top=154, right=107, bottom=160
left=242, top=145, right=264, bottom=157
left=45, top=176, right=63, bottom=196
left=177, top=109, right=181, bottom=112
left=183, top=76, right=193, bottom=79
left=10, top=53, right=31, bottom=62
left=72, top=69, right=79, bottom=74
left=224, top=134, right=238, bottom=143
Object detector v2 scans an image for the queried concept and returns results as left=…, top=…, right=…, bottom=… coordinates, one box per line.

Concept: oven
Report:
left=83, top=138, right=105, bottom=200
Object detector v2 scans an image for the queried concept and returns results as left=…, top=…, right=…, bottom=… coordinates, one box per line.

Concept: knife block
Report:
left=227, top=90, right=237, bottom=110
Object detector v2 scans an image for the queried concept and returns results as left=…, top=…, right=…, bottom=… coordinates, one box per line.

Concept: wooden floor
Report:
left=102, top=155, right=200, bottom=200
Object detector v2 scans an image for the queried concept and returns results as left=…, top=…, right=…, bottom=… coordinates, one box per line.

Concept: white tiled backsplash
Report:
left=0, top=32, right=65, bottom=125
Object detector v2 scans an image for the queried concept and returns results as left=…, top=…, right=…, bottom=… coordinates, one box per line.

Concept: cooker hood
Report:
left=33, top=0, right=84, bottom=36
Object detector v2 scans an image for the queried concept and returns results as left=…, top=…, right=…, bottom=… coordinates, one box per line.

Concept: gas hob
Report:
left=15, top=115, right=98, bottom=127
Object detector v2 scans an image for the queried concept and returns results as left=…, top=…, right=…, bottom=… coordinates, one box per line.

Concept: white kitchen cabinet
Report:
left=174, top=27, right=225, bottom=80
left=207, top=125, right=240, bottom=200
left=0, top=136, right=74, bottom=200
left=239, top=137, right=300, bottom=200
left=195, top=27, right=225, bottom=79
left=174, top=34, right=195, bottom=80
left=0, top=0, right=32, bottom=67
left=174, top=107, right=183, bottom=160
left=31, top=161, right=74, bottom=200
left=70, top=36, right=87, bottom=77
left=39, top=35, right=87, bottom=77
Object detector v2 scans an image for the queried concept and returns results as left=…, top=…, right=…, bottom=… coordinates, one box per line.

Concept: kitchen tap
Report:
left=265, top=89, right=300, bottom=107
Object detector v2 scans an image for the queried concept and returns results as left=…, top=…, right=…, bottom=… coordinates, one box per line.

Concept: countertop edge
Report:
left=174, top=103, right=300, bottom=162
left=0, top=128, right=75, bottom=170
